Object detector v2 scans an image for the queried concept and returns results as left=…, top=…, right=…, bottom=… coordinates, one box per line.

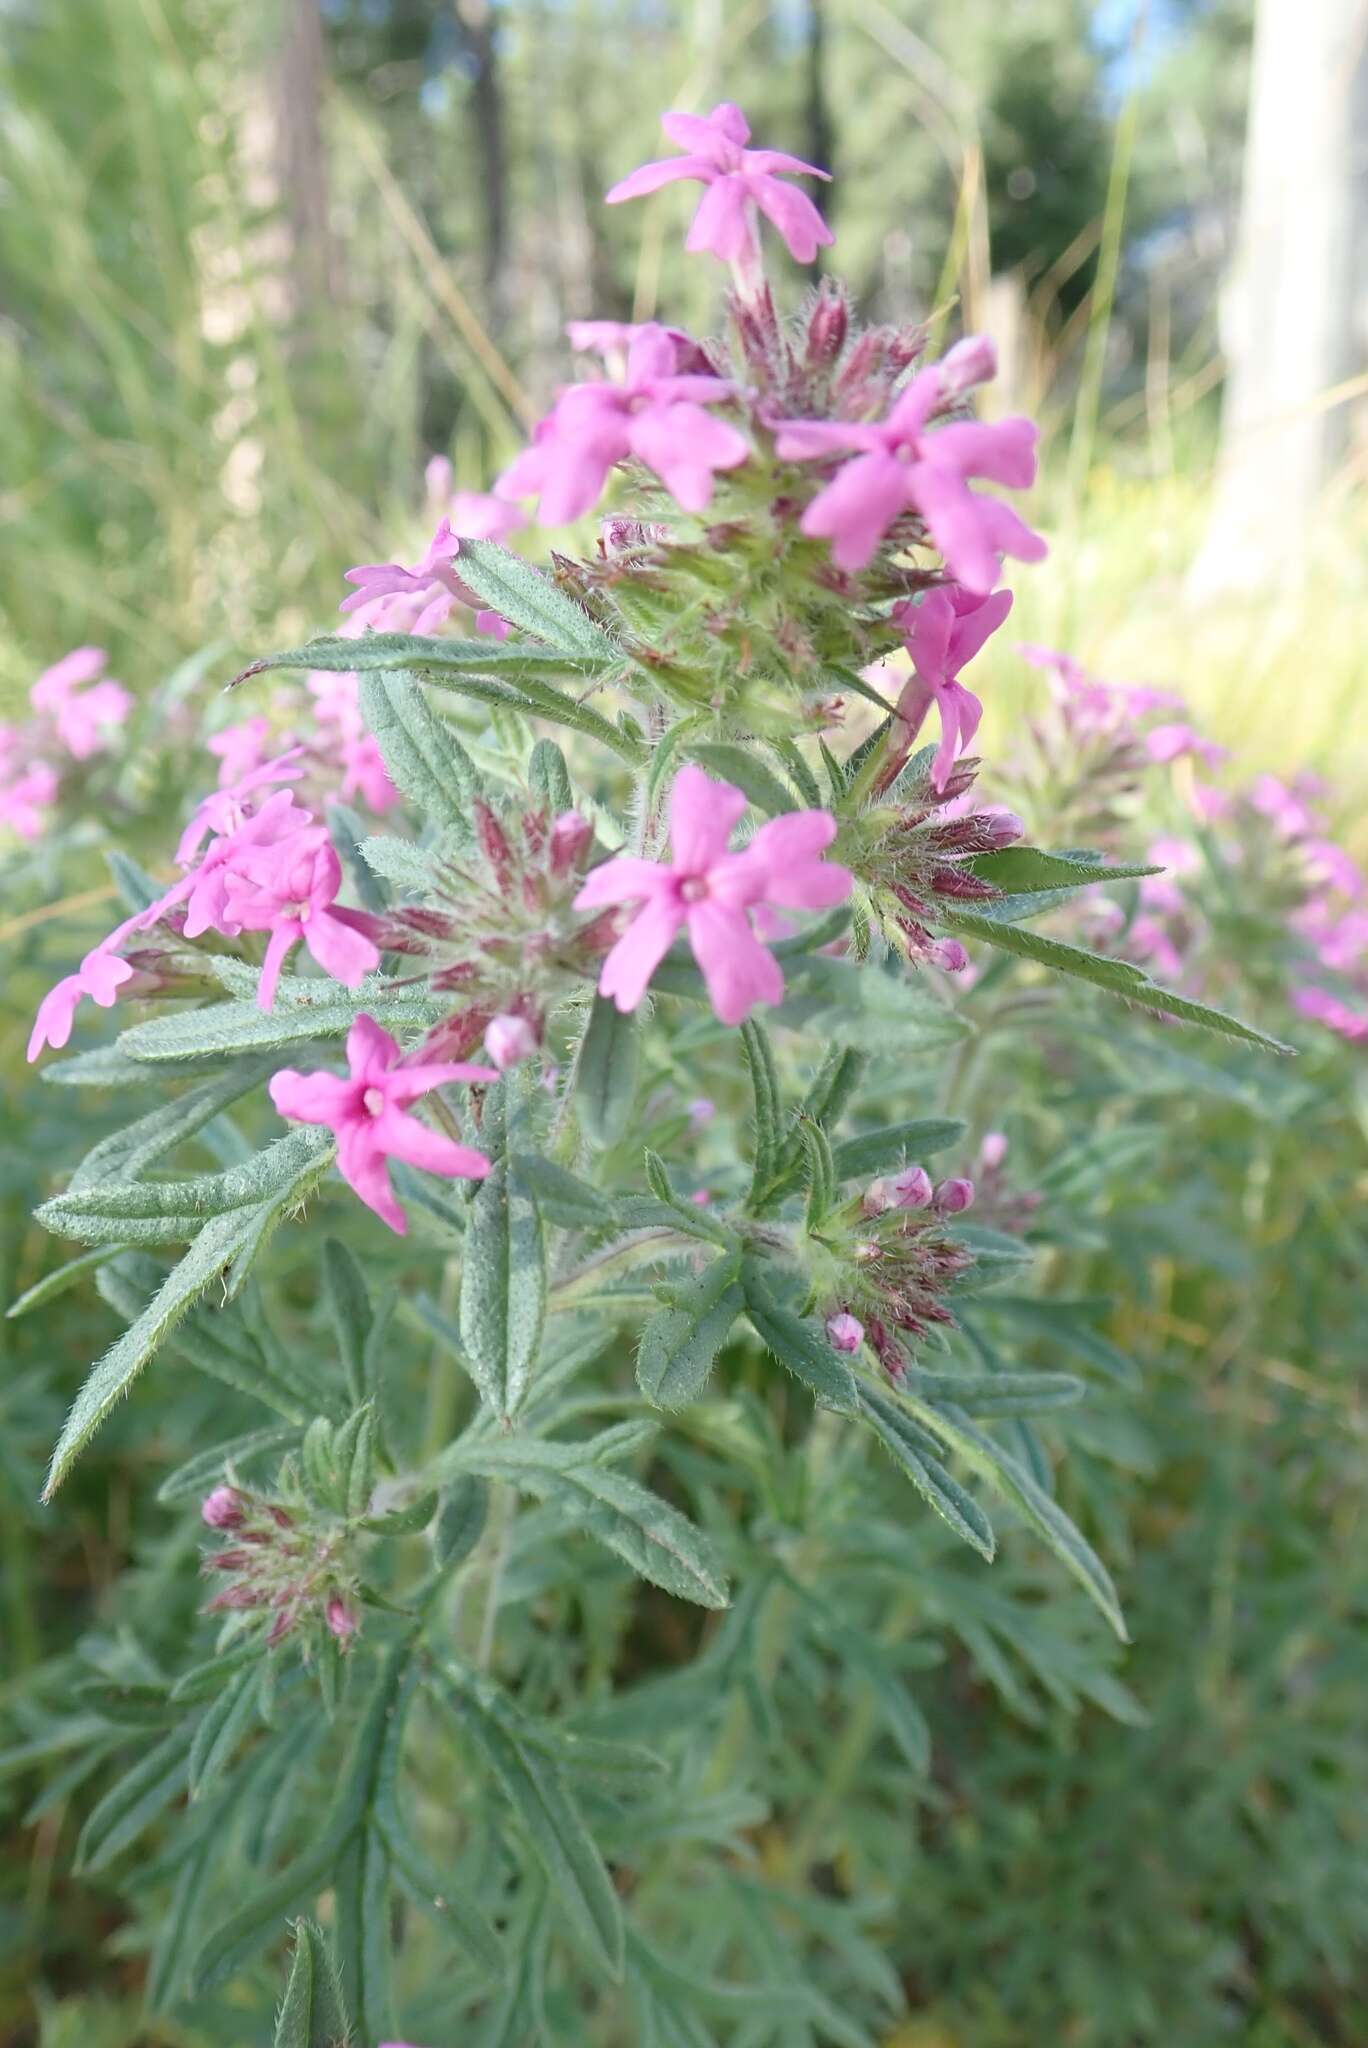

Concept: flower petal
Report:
left=598, top=895, right=686, bottom=1012
left=800, top=452, right=911, bottom=571
left=686, top=900, right=784, bottom=1027
left=606, top=154, right=711, bottom=202
left=337, top=1124, right=408, bottom=1235
left=304, top=910, right=381, bottom=990
left=269, top=1067, right=355, bottom=1127
left=374, top=1108, right=490, bottom=1182
left=670, top=763, right=747, bottom=872
left=347, top=1013, right=400, bottom=1080
left=574, top=856, right=671, bottom=911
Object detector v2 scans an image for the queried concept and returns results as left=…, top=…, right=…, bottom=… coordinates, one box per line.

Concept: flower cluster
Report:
left=1, top=647, right=130, bottom=842
left=200, top=1483, right=361, bottom=1649
left=818, top=1164, right=977, bottom=1375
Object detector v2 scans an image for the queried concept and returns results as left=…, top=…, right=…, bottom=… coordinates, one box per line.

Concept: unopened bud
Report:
left=939, top=334, right=997, bottom=396
left=201, top=1485, right=244, bottom=1530
left=687, top=1096, right=715, bottom=1128
left=473, top=800, right=512, bottom=885
left=978, top=1132, right=1008, bottom=1171
left=890, top=1165, right=934, bottom=1208
left=549, top=810, right=592, bottom=875
left=484, top=1014, right=539, bottom=1071
left=933, top=1176, right=975, bottom=1214
left=929, top=938, right=970, bottom=973
left=689, top=1188, right=712, bottom=1207
left=979, top=806, right=1026, bottom=848
left=805, top=281, right=849, bottom=368
left=825, top=1311, right=865, bottom=1354
left=326, top=1597, right=359, bottom=1644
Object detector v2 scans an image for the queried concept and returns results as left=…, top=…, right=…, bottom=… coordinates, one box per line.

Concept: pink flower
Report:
left=1249, top=774, right=1319, bottom=840
left=27, top=948, right=134, bottom=1061
left=342, top=517, right=511, bottom=640
left=220, top=827, right=381, bottom=1010
left=932, top=1176, right=975, bottom=1214
left=606, top=102, right=833, bottom=269
left=208, top=718, right=277, bottom=789
left=1291, top=985, right=1368, bottom=1043
left=574, top=765, right=851, bottom=1027
left=269, top=1014, right=496, bottom=1234
left=31, top=647, right=131, bottom=760
left=863, top=1166, right=932, bottom=1215
left=1145, top=723, right=1227, bottom=769
left=307, top=674, right=401, bottom=814
left=775, top=369, right=1045, bottom=589
left=979, top=1132, right=1009, bottom=1171
left=826, top=1311, right=865, bottom=1353
left=1302, top=839, right=1363, bottom=899
left=0, top=760, right=59, bottom=840
left=495, top=325, right=749, bottom=525
left=892, top=585, right=1013, bottom=790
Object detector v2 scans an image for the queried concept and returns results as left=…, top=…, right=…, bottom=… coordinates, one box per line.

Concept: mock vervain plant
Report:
left=11, top=100, right=1297, bottom=2045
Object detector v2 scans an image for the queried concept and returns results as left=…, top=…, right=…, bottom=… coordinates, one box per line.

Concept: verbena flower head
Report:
left=775, top=368, right=1045, bottom=588
left=495, top=325, right=749, bottom=525
left=574, top=765, right=851, bottom=1026
left=606, top=102, right=833, bottom=271
left=270, top=1014, right=496, bottom=1235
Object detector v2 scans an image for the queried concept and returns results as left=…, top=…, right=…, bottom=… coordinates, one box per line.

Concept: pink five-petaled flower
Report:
left=495, top=325, right=749, bottom=526
left=775, top=366, right=1045, bottom=591
left=269, top=1015, right=497, bottom=1236
left=221, top=827, right=381, bottom=1011
left=606, top=102, right=833, bottom=270
left=892, top=585, right=1014, bottom=791
left=573, top=765, right=851, bottom=1028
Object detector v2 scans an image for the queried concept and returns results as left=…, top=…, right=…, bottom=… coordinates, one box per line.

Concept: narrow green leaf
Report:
left=856, top=1384, right=996, bottom=1561
left=240, top=630, right=593, bottom=682
left=459, top=1155, right=546, bottom=1419
left=45, top=1207, right=295, bottom=1498
left=908, top=1368, right=1085, bottom=1415
left=636, top=1255, right=743, bottom=1409
left=898, top=1393, right=1128, bottom=1638
left=967, top=846, right=1160, bottom=893
left=38, top=1127, right=334, bottom=1246
left=741, top=1268, right=859, bottom=1415
left=798, top=1117, right=837, bottom=1227
left=67, top=1057, right=277, bottom=1193
left=6, top=1246, right=120, bottom=1319
left=940, top=907, right=1293, bottom=1053
left=685, top=742, right=797, bottom=814
left=829, top=1117, right=967, bottom=1182
left=117, top=989, right=444, bottom=1063
left=189, top=1666, right=261, bottom=1801
left=273, top=1919, right=352, bottom=2048
left=75, top=1724, right=194, bottom=1873
left=359, top=670, right=479, bottom=834
left=527, top=737, right=575, bottom=814
left=322, top=1238, right=373, bottom=1406
left=438, top=1669, right=625, bottom=1977
left=575, top=996, right=639, bottom=1150
left=452, top=538, right=621, bottom=664
left=513, top=1153, right=614, bottom=1228
left=430, top=1474, right=489, bottom=1567
left=740, top=1018, right=782, bottom=1206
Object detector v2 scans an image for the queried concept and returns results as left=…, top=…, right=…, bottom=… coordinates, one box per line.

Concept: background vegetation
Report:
left=2, top=3, right=1366, bottom=2045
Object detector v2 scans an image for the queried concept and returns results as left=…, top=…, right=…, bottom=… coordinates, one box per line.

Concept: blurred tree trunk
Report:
left=455, top=0, right=509, bottom=323
left=805, top=0, right=835, bottom=246
left=271, top=0, right=339, bottom=317
left=1190, top=0, right=1368, bottom=592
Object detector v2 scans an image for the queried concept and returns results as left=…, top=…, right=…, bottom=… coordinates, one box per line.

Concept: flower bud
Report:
left=825, top=1311, right=865, bottom=1354
left=933, top=1176, right=975, bottom=1214
left=939, top=334, right=998, bottom=395
left=890, top=1165, right=934, bottom=1208
left=484, top=1013, right=539, bottom=1071
left=549, top=810, right=592, bottom=875
left=326, top=1596, right=359, bottom=1644
left=978, top=806, right=1026, bottom=849
left=689, top=1188, right=712, bottom=1207
left=978, top=1132, right=1009, bottom=1171
left=687, top=1096, right=715, bottom=1128
left=804, top=281, right=849, bottom=368
left=929, top=937, right=969, bottom=973
left=201, top=1485, right=244, bottom=1531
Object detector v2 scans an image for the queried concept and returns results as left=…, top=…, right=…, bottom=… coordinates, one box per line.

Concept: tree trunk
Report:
left=271, top=0, right=339, bottom=318
left=1190, top=0, right=1368, bottom=592
left=455, top=0, right=509, bottom=322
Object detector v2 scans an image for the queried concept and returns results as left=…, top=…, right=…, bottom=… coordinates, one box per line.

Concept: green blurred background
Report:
left=2, top=0, right=1364, bottom=804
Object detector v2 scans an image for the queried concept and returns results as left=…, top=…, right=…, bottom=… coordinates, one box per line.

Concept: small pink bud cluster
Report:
left=858, top=756, right=1024, bottom=973
left=969, top=1131, right=1044, bottom=1234
left=825, top=1163, right=976, bottom=1377
left=199, top=1482, right=361, bottom=1650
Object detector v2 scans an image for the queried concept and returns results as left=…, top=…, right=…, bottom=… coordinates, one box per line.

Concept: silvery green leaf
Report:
left=322, top=1237, right=373, bottom=1406
left=907, top=1368, right=1085, bottom=1415
left=575, top=996, right=639, bottom=1150
left=776, top=955, right=970, bottom=1052
left=273, top=1919, right=352, bottom=2048
left=359, top=669, right=480, bottom=836
left=6, top=1245, right=120, bottom=1319
left=636, top=1255, right=743, bottom=1409
left=156, top=1424, right=302, bottom=1503
left=856, top=1384, right=996, bottom=1561
left=75, top=1723, right=194, bottom=1873
left=513, top=1153, right=614, bottom=1228
left=451, top=538, right=621, bottom=665
left=741, top=1267, right=859, bottom=1415
left=527, top=737, right=574, bottom=814
left=829, top=1116, right=966, bottom=1182
left=359, top=834, right=435, bottom=895
left=459, top=1155, right=546, bottom=1420
left=37, top=1127, right=334, bottom=1246
left=116, top=988, right=444, bottom=1063
left=67, top=1056, right=277, bottom=1193
left=684, top=742, right=797, bottom=814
